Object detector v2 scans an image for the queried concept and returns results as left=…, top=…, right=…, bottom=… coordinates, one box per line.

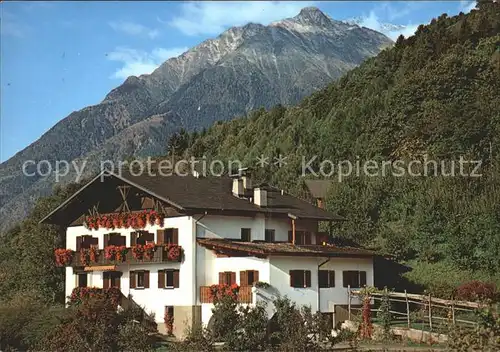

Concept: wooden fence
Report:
left=348, top=287, right=484, bottom=333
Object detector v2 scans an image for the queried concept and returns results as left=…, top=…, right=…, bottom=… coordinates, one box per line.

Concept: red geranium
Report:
left=131, top=243, right=156, bottom=261
left=209, top=283, right=239, bottom=302
left=69, top=287, right=121, bottom=307
left=55, top=248, right=74, bottom=266
left=83, top=211, right=165, bottom=230
left=166, top=244, right=182, bottom=261
left=104, top=245, right=128, bottom=262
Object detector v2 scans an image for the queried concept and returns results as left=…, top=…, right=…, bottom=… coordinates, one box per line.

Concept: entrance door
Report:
left=77, top=273, right=88, bottom=288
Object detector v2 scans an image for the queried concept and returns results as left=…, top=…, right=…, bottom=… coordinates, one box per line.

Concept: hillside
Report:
left=176, top=2, right=500, bottom=291
left=0, top=7, right=392, bottom=232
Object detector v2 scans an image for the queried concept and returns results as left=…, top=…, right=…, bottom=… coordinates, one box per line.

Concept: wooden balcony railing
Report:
left=69, top=245, right=182, bottom=267
left=199, top=286, right=253, bottom=304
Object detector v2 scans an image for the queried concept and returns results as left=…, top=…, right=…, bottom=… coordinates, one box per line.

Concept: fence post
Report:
left=348, top=284, right=351, bottom=321
left=405, top=289, right=410, bottom=328
left=451, top=299, right=456, bottom=325
left=428, top=293, right=433, bottom=332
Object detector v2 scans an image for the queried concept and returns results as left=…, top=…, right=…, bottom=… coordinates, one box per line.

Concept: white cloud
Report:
left=459, top=1, right=477, bottom=14
left=167, top=1, right=315, bottom=36
left=358, top=11, right=418, bottom=41
left=109, top=21, right=160, bottom=39
left=107, top=46, right=188, bottom=79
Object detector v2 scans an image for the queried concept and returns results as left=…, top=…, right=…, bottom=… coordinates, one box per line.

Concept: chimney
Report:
left=253, top=187, right=267, bottom=207
left=241, top=175, right=252, bottom=191
left=316, top=198, right=324, bottom=209
left=232, top=178, right=244, bottom=197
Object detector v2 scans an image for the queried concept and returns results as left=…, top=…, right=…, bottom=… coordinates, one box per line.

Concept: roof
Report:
left=41, top=170, right=344, bottom=225
left=197, top=238, right=375, bottom=258
left=304, top=180, right=332, bottom=199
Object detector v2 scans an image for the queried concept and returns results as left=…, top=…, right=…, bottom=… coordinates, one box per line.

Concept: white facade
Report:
left=65, top=213, right=374, bottom=333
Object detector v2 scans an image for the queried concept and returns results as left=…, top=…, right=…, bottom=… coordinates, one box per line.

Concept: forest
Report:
left=168, top=1, right=500, bottom=296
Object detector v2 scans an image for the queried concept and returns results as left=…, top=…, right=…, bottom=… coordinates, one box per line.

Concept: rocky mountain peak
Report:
left=294, top=6, right=333, bottom=25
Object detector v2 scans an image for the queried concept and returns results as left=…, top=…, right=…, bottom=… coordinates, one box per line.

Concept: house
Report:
left=304, top=179, right=332, bottom=209
left=42, top=169, right=375, bottom=336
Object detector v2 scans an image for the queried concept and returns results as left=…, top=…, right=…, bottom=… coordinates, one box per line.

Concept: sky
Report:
left=0, top=1, right=477, bottom=162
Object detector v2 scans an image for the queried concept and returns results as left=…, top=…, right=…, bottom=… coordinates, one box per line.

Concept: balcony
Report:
left=61, top=245, right=183, bottom=267
left=200, top=285, right=253, bottom=304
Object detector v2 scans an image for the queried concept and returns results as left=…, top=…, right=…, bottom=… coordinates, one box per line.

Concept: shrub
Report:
left=447, top=307, right=500, bottom=351
left=210, top=294, right=239, bottom=341
left=377, top=289, right=392, bottom=341
left=0, top=291, right=58, bottom=351
left=456, top=281, right=497, bottom=302
left=268, top=296, right=329, bottom=351
left=224, top=303, right=269, bottom=351
left=117, top=320, right=154, bottom=352
left=171, top=323, right=215, bottom=352
left=40, top=295, right=155, bottom=351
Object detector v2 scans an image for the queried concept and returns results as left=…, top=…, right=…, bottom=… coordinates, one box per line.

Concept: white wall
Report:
left=196, top=214, right=266, bottom=241
left=65, top=215, right=195, bottom=322
left=319, top=257, right=374, bottom=310
left=269, top=256, right=323, bottom=312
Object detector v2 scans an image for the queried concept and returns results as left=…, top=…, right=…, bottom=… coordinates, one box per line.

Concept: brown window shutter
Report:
left=305, top=270, right=311, bottom=287
left=104, top=234, right=110, bottom=247
left=329, top=271, right=335, bottom=288
left=343, top=271, right=349, bottom=287
left=288, top=231, right=293, bottom=243
left=157, top=230, right=165, bottom=244
left=130, top=232, right=138, bottom=246
left=103, top=273, right=110, bottom=289
left=240, top=271, right=248, bottom=286
left=172, top=228, right=179, bottom=245
left=144, top=270, right=150, bottom=288
left=218, top=272, right=225, bottom=285
left=289, top=270, right=295, bottom=287
left=360, top=271, right=367, bottom=287
left=230, top=272, right=236, bottom=285
left=253, top=270, right=259, bottom=284
left=173, top=270, right=180, bottom=288
left=130, top=271, right=136, bottom=288
left=116, top=274, right=121, bottom=289
left=76, top=236, right=82, bottom=251
left=158, top=270, right=165, bottom=288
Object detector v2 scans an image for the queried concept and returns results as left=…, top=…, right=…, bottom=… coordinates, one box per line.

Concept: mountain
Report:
left=0, top=7, right=392, bottom=232
left=179, top=3, right=500, bottom=289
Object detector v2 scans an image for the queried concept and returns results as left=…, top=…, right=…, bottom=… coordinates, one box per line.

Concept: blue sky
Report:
left=1, top=1, right=476, bottom=162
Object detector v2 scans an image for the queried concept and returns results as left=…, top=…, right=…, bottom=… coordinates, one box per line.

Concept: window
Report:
left=158, top=269, right=180, bottom=289
left=137, top=271, right=145, bottom=288
left=319, top=270, right=335, bottom=288
left=157, top=228, right=178, bottom=245
left=133, top=231, right=154, bottom=246
left=265, top=229, right=275, bottom=242
left=76, top=236, right=98, bottom=250
left=77, top=273, right=88, bottom=288
left=240, top=270, right=259, bottom=286
left=104, top=271, right=121, bottom=289
left=241, top=228, right=251, bottom=242
left=289, top=270, right=311, bottom=288
left=342, top=271, right=367, bottom=288
left=288, top=231, right=312, bottom=245
left=106, top=233, right=126, bottom=246
left=219, top=271, right=236, bottom=285
left=130, top=270, right=150, bottom=289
